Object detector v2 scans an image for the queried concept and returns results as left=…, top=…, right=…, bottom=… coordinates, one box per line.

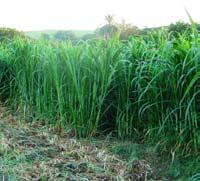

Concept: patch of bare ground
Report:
left=0, top=105, right=157, bottom=181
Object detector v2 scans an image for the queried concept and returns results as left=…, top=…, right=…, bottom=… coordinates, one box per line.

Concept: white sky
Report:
left=0, top=0, right=199, bottom=31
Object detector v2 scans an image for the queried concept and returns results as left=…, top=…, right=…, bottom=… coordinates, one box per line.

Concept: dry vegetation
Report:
left=0, top=105, right=157, bottom=181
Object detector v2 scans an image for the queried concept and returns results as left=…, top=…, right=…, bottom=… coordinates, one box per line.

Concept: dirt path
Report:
left=0, top=105, right=154, bottom=181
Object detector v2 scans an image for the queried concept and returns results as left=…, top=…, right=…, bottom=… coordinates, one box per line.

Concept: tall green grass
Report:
left=0, top=31, right=200, bottom=155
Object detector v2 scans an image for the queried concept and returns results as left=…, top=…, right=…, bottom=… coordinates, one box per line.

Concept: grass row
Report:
left=0, top=31, right=200, bottom=156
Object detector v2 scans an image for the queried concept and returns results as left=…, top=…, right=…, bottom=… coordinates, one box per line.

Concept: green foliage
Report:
left=120, top=27, right=139, bottom=40
left=82, top=33, right=98, bottom=41
left=54, top=30, right=76, bottom=42
left=168, top=21, right=191, bottom=36
left=25, top=30, right=94, bottom=40
left=40, top=33, right=50, bottom=40
left=140, top=27, right=164, bottom=35
left=0, top=28, right=25, bottom=42
left=0, top=30, right=200, bottom=157
left=140, top=21, right=198, bottom=36
left=98, top=24, right=118, bottom=39
left=168, top=157, right=200, bottom=180
left=98, top=14, right=119, bottom=39
left=118, top=21, right=139, bottom=40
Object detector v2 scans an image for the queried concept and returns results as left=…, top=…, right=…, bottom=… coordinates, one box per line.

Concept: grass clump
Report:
left=0, top=30, right=200, bottom=157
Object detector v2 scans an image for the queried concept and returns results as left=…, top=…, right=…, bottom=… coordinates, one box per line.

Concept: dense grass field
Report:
left=0, top=29, right=200, bottom=169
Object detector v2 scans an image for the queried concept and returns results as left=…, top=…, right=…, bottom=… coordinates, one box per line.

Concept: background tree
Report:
left=99, top=15, right=119, bottom=39
left=118, top=20, right=140, bottom=40
left=168, top=21, right=191, bottom=36
left=0, top=28, right=25, bottom=42
left=82, top=33, right=98, bottom=41
left=40, top=33, right=50, bottom=40
left=54, top=31, right=76, bottom=42
left=105, top=14, right=114, bottom=25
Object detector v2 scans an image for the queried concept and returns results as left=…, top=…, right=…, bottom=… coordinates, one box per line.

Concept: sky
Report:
left=0, top=0, right=199, bottom=31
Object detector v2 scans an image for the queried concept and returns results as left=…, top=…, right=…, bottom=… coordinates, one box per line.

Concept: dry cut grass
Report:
left=0, top=105, right=155, bottom=181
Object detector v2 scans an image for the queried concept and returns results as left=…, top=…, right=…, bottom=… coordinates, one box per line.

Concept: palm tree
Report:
left=99, top=14, right=118, bottom=39
left=105, top=14, right=114, bottom=25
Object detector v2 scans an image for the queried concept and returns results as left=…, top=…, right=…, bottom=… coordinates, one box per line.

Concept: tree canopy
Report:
left=0, top=28, right=25, bottom=42
left=54, top=31, right=76, bottom=42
